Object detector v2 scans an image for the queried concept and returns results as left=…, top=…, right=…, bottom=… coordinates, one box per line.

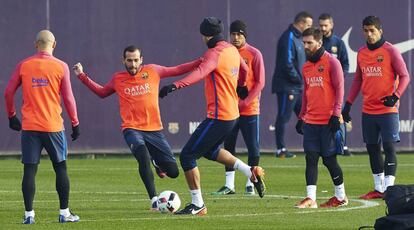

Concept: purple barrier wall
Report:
left=0, top=0, right=413, bottom=153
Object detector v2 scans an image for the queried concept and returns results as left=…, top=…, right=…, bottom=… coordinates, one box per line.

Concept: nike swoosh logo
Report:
left=342, top=27, right=414, bottom=73
left=191, top=208, right=201, bottom=215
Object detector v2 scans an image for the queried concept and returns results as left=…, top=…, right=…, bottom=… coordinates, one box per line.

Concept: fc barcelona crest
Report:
left=377, top=55, right=384, bottom=63
left=318, top=65, right=324, bottom=72
left=331, top=46, right=338, bottom=54
left=141, top=72, right=149, bottom=79
left=168, top=122, right=179, bottom=134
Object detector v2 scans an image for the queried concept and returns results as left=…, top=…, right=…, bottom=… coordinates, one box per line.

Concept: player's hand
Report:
left=295, top=119, right=303, bottom=135
left=71, top=125, right=80, bottom=141
left=73, top=63, right=84, bottom=76
left=236, top=86, right=248, bottom=99
left=159, top=84, right=177, bottom=98
left=381, top=94, right=399, bottom=107
left=341, top=102, right=352, bottom=122
left=9, top=115, right=21, bottom=131
left=328, top=116, right=340, bottom=133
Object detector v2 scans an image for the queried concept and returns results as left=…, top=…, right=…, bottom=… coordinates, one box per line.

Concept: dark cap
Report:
left=200, top=17, right=223, bottom=36
left=230, top=20, right=247, bottom=37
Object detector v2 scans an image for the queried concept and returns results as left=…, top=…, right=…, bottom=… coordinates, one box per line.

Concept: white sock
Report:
left=335, top=183, right=346, bottom=200
left=151, top=196, right=158, bottom=204
left=277, top=148, right=287, bottom=155
left=25, top=210, right=35, bottom=218
left=190, top=189, right=204, bottom=207
left=233, top=159, right=252, bottom=178
left=373, top=173, right=385, bottom=193
left=384, top=175, right=396, bottom=190
left=225, top=171, right=235, bottom=190
left=246, top=177, right=253, bottom=187
left=306, top=185, right=317, bottom=201
left=59, top=208, right=70, bottom=217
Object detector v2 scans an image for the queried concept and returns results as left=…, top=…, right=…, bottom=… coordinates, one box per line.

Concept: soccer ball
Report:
left=157, top=190, right=181, bottom=213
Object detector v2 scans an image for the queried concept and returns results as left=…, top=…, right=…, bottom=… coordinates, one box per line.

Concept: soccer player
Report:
left=159, top=17, right=266, bottom=216
left=318, top=13, right=352, bottom=156
left=342, top=16, right=410, bottom=199
left=295, top=27, right=348, bottom=208
left=73, top=46, right=201, bottom=210
left=271, top=11, right=313, bottom=158
left=4, top=30, right=80, bottom=224
left=212, top=19, right=265, bottom=196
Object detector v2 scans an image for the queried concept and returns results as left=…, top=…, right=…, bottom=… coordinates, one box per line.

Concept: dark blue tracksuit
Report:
left=271, top=24, right=306, bottom=150
left=322, top=33, right=349, bottom=73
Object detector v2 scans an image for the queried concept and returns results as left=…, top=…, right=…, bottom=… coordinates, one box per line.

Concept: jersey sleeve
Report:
left=77, top=72, right=116, bottom=98
left=152, top=58, right=202, bottom=79
left=329, top=58, right=344, bottom=116
left=4, top=62, right=22, bottom=118
left=243, top=50, right=265, bottom=104
left=60, top=63, right=79, bottom=126
left=389, top=46, right=410, bottom=98
left=173, top=50, right=218, bottom=88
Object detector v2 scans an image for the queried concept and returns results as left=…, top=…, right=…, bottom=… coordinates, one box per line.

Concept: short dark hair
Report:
left=294, top=11, right=313, bottom=24
left=318, top=13, right=333, bottom=21
left=362, top=16, right=382, bottom=30
left=123, top=45, right=142, bottom=58
left=302, top=27, right=323, bottom=41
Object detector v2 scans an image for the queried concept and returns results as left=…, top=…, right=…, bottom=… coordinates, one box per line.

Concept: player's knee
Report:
left=305, top=152, right=319, bottom=166
left=163, top=162, right=179, bottom=178
left=322, top=155, right=337, bottom=168
left=179, top=152, right=196, bottom=172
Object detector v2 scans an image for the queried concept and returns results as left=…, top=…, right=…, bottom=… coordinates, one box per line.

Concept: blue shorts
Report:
left=21, top=130, right=68, bottom=164
left=303, top=123, right=344, bottom=157
left=362, top=113, right=400, bottom=144
left=224, top=115, right=260, bottom=158
left=180, top=118, right=237, bottom=171
left=122, top=128, right=176, bottom=165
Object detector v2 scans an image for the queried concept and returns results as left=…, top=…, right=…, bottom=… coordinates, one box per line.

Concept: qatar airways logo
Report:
left=361, top=66, right=383, bottom=77
left=124, top=83, right=150, bottom=96
left=32, top=77, right=49, bottom=87
left=306, top=76, right=324, bottom=87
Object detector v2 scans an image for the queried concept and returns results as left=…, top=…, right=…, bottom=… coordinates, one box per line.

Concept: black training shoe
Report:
left=175, top=203, right=207, bottom=216
left=276, top=148, right=296, bottom=159
left=250, top=166, right=266, bottom=198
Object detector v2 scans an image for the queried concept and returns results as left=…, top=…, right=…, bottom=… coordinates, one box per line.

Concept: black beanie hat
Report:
left=200, top=17, right=223, bottom=36
left=230, top=20, right=247, bottom=37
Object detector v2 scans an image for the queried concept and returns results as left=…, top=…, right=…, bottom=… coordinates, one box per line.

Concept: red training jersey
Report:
left=78, top=60, right=201, bottom=131
left=237, top=43, right=265, bottom=116
left=4, top=51, right=79, bottom=132
left=347, top=42, right=410, bottom=114
left=174, top=41, right=248, bottom=121
left=300, top=51, right=344, bottom=124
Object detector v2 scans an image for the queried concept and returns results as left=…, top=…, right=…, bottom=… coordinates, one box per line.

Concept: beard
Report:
left=126, top=66, right=138, bottom=76
left=305, top=49, right=314, bottom=59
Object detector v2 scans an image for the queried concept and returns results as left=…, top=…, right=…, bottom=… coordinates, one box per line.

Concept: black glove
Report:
left=9, top=115, right=21, bottom=131
left=381, top=94, right=399, bottom=107
left=328, top=116, right=340, bottom=133
left=71, top=125, right=80, bottom=141
left=341, top=102, right=352, bottom=122
left=236, top=86, right=248, bottom=100
left=295, top=119, right=304, bottom=135
left=159, top=84, right=177, bottom=98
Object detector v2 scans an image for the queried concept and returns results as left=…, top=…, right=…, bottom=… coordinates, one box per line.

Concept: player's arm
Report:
left=173, top=51, right=218, bottom=89
left=73, top=63, right=116, bottom=98
left=389, top=46, right=410, bottom=98
left=60, top=63, right=79, bottom=127
left=280, top=34, right=302, bottom=84
left=329, top=58, right=345, bottom=116
left=4, top=63, right=22, bottom=118
left=153, top=58, right=203, bottom=78
left=346, top=57, right=363, bottom=104
left=242, top=51, right=265, bottom=104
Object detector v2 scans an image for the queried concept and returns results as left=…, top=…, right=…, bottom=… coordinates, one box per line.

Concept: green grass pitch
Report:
left=1, top=153, right=413, bottom=229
